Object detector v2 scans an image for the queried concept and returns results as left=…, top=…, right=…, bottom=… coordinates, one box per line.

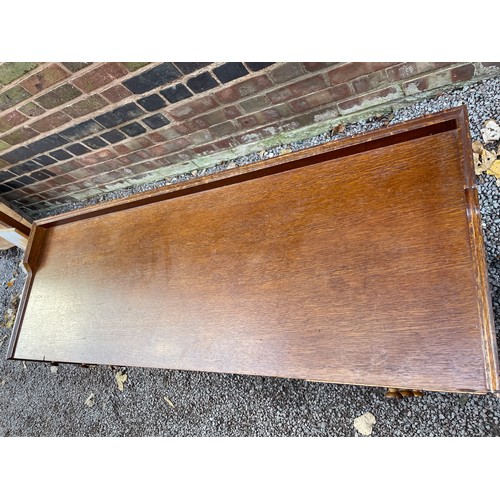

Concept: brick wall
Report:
left=0, top=61, right=499, bottom=217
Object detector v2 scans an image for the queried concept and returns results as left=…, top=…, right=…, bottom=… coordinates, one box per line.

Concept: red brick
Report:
left=31, top=110, right=72, bottom=132
left=48, top=159, right=84, bottom=175
left=78, top=148, right=117, bottom=166
left=186, top=129, right=214, bottom=146
left=1, top=126, right=39, bottom=145
left=167, top=96, right=219, bottom=120
left=234, top=125, right=276, bottom=145
left=237, top=104, right=291, bottom=128
left=63, top=94, right=108, bottom=118
left=402, top=64, right=475, bottom=96
left=267, top=75, right=327, bottom=104
left=290, top=89, right=336, bottom=113
left=303, top=62, right=339, bottom=72
left=187, top=107, right=240, bottom=132
left=269, top=63, right=305, bottom=83
left=338, top=85, right=401, bottom=113
left=386, top=62, right=453, bottom=82
left=209, top=121, right=238, bottom=138
left=215, top=75, right=273, bottom=104
left=122, top=136, right=154, bottom=152
left=351, top=70, right=388, bottom=94
left=148, top=137, right=189, bottom=157
left=147, top=125, right=186, bottom=143
left=20, top=64, right=70, bottom=94
left=239, top=95, right=270, bottom=113
left=101, top=84, right=133, bottom=103
left=113, top=144, right=130, bottom=155
left=451, top=64, right=475, bottom=82
left=72, top=63, right=128, bottom=93
left=328, top=62, right=398, bottom=84
left=329, top=83, right=352, bottom=101
left=192, top=143, right=218, bottom=155
left=0, top=110, right=28, bottom=133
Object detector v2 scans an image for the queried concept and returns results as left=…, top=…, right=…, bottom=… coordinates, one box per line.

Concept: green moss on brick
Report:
left=35, top=83, right=82, bottom=109
left=0, top=85, right=31, bottom=112
left=121, top=62, right=149, bottom=72
left=0, top=140, right=10, bottom=152
left=0, top=62, right=38, bottom=85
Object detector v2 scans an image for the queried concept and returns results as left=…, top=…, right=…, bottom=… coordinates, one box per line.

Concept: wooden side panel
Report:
left=11, top=123, right=494, bottom=393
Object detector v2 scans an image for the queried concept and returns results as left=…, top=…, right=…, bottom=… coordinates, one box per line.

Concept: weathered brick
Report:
left=216, top=75, right=272, bottom=104
left=20, top=64, right=69, bottom=94
left=137, top=94, right=166, bottom=112
left=386, top=62, right=453, bottom=82
left=0, top=85, right=31, bottom=112
left=59, top=119, right=104, bottom=141
left=0, top=62, right=38, bottom=85
left=121, top=62, right=150, bottom=72
left=209, top=121, right=238, bottom=138
left=148, top=137, right=189, bottom=157
left=0, top=140, right=10, bottom=152
left=62, top=62, right=92, bottom=73
left=234, top=125, right=276, bottom=145
left=237, top=104, right=291, bottom=128
left=78, top=148, right=117, bottom=166
left=482, top=62, right=500, bottom=68
left=101, top=84, right=133, bottom=103
left=160, top=83, right=193, bottom=103
left=213, top=63, right=248, bottom=84
left=187, top=72, right=219, bottom=93
left=290, top=89, right=337, bottom=113
left=1, top=126, right=39, bottom=145
left=35, top=84, right=82, bottom=109
left=239, top=94, right=271, bottom=113
left=351, top=70, right=388, bottom=94
left=142, top=114, right=170, bottom=130
left=120, top=122, right=147, bottom=137
left=1, top=145, right=33, bottom=163
left=245, top=62, right=274, bottom=71
left=73, top=62, right=128, bottom=93
left=0, top=110, right=28, bottom=133
left=267, top=75, right=327, bottom=104
left=328, top=62, right=398, bottom=84
left=100, top=129, right=127, bottom=144
left=50, top=149, right=73, bottom=161
left=303, top=62, right=339, bottom=72
left=63, top=94, right=108, bottom=118
left=338, top=85, right=402, bottom=114
left=82, top=136, right=108, bottom=150
left=95, top=103, right=144, bottom=128
left=123, top=63, right=181, bottom=94
left=269, top=62, right=305, bottom=83
left=174, top=62, right=211, bottom=74
left=186, top=130, right=214, bottom=146
left=28, top=133, right=69, bottom=154
left=402, top=64, right=475, bottom=96
left=66, top=143, right=91, bottom=156
left=167, top=96, right=218, bottom=120
left=33, top=155, right=56, bottom=166
left=120, top=137, right=153, bottom=152
left=19, top=101, right=45, bottom=117
left=329, top=83, right=352, bottom=101
left=31, top=111, right=72, bottom=132
left=10, top=160, right=40, bottom=175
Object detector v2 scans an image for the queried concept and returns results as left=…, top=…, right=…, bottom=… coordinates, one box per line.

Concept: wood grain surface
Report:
left=8, top=107, right=499, bottom=394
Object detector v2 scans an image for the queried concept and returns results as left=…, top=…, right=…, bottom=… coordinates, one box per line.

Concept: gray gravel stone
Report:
left=1, top=76, right=500, bottom=436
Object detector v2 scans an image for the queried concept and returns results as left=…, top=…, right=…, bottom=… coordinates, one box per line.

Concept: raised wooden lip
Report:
left=7, top=106, right=500, bottom=394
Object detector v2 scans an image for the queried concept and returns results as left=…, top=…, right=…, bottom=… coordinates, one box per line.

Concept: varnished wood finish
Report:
left=8, top=107, right=499, bottom=394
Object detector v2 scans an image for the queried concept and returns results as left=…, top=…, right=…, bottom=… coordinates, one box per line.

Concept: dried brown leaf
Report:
left=164, top=396, right=175, bottom=408
left=279, top=147, right=293, bottom=156
left=471, top=140, right=484, bottom=155
left=115, top=371, right=127, bottom=391
left=487, top=159, right=500, bottom=179
left=6, top=281, right=14, bottom=287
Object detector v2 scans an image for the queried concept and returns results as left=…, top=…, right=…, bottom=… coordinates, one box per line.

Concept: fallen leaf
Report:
left=279, top=147, right=293, bottom=156
left=481, top=119, right=500, bottom=143
left=333, top=123, right=346, bottom=135
left=353, top=412, right=376, bottom=436
left=486, top=159, right=500, bottom=179
left=475, top=148, right=498, bottom=175
left=115, top=371, right=127, bottom=391
left=85, top=393, right=95, bottom=407
left=164, top=396, right=175, bottom=408
left=471, top=140, right=484, bottom=154
left=4, top=308, right=15, bottom=329
left=6, top=281, right=14, bottom=287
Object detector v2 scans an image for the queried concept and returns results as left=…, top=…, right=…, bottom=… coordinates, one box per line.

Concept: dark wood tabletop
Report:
left=8, top=106, right=499, bottom=394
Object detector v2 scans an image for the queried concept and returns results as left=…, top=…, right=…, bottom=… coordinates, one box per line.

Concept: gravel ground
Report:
left=1, top=76, right=500, bottom=437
